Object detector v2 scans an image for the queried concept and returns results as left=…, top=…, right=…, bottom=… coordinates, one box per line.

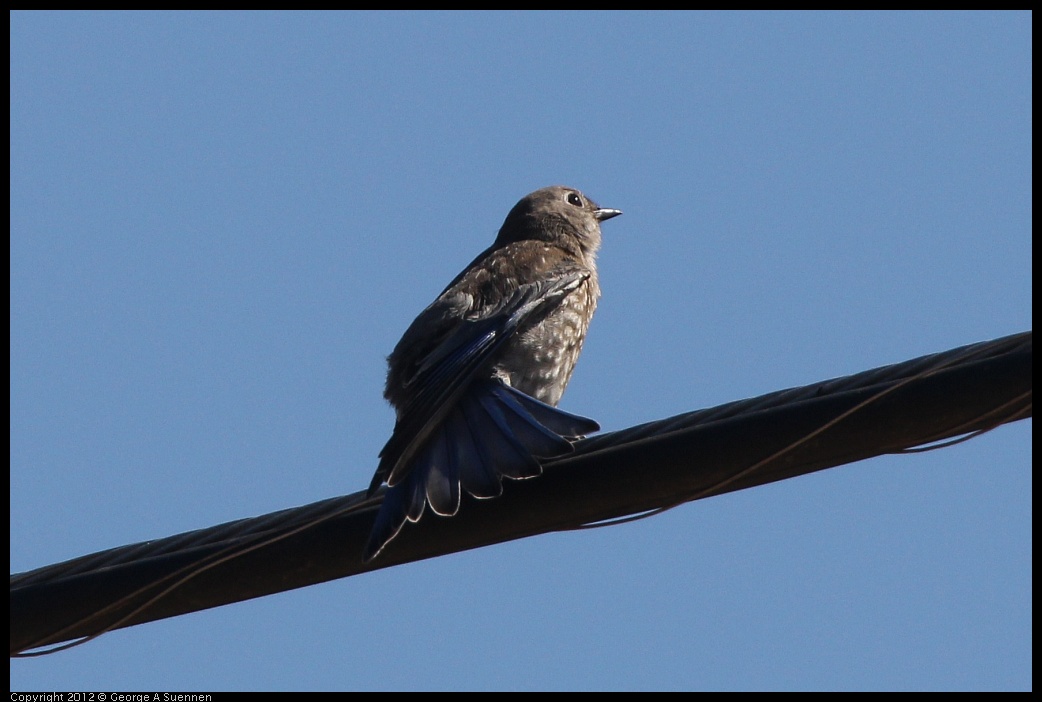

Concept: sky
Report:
left=9, top=11, right=1031, bottom=692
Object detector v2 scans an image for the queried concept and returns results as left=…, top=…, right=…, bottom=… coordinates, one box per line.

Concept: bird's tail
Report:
left=363, top=379, right=598, bottom=562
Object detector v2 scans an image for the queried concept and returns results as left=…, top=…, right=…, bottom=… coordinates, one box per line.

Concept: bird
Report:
left=363, top=185, right=622, bottom=561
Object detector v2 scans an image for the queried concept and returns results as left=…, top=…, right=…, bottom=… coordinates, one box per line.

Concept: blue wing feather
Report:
left=363, top=270, right=600, bottom=561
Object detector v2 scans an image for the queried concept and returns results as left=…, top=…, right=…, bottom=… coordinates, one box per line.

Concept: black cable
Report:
left=10, top=331, right=1032, bottom=655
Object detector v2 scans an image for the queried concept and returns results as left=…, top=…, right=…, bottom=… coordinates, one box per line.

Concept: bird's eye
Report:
left=567, top=192, right=583, bottom=207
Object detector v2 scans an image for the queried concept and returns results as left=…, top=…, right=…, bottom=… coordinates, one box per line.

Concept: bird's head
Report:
left=496, top=186, right=621, bottom=259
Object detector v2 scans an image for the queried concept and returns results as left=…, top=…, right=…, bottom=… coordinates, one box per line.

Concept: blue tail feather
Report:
left=363, top=379, right=598, bottom=561
left=424, top=428, right=460, bottom=517
left=455, top=399, right=504, bottom=499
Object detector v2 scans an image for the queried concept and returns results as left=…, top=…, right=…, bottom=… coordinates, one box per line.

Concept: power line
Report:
left=10, top=331, right=1031, bottom=655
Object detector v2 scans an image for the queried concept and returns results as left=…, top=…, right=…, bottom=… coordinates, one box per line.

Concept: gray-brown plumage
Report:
left=364, top=186, right=621, bottom=561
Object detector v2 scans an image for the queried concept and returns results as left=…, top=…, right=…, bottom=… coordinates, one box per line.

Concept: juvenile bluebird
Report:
left=364, top=186, right=621, bottom=561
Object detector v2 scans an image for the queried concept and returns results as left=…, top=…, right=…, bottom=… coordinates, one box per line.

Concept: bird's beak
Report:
left=594, top=208, right=622, bottom=222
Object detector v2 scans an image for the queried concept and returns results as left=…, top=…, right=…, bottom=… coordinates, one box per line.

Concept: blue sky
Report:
left=10, top=11, right=1031, bottom=691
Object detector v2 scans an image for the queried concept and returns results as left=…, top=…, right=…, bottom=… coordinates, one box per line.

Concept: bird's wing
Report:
left=368, top=266, right=590, bottom=495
